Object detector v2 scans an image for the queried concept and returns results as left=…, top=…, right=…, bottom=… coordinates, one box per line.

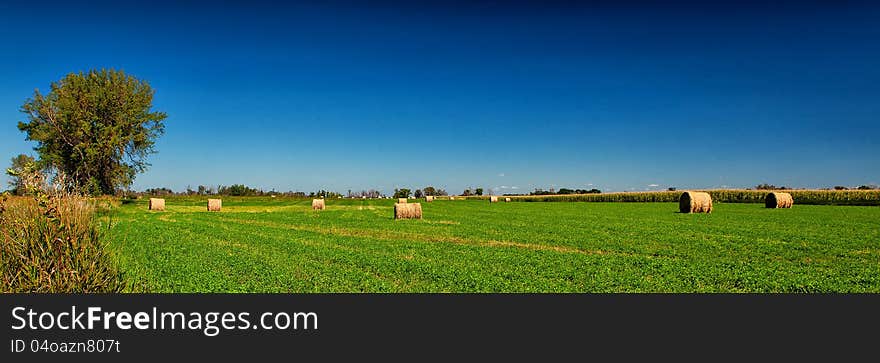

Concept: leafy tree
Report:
left=857, top=185, right=877, bottom=190
left=5, top=154, right=41, bottom=195
left=475, top=188, right=483, bottom=196
left=18, top=69, right=166, bottom=195
left=422, top=186, right=437, bottom=196
left=414, top=189, right=424, bottom=198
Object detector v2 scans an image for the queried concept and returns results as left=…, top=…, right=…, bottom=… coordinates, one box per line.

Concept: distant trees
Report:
left=309, top=190, right=341, bottom=198
left=17, top=69, right=166, bottom=195
left=144, top=187, right=174, bottom=196
left=347, top=189, right=383, bottom=198
left=667, top=187, right=677, bottom=191
left=857, top=185, right=877, bottom=190
left=393, top=188, right=411, bottom=199
left=414, top=189, right=423, bottom=198
left=475, top=188, right=484, bottom=196
left=756, top=184, right=788, bottom=190
left=531, top=188, right=600, bottom=195
left=136, top=185, right=347, bottom=198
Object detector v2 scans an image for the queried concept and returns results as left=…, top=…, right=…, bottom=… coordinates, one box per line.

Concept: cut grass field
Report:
left=104, top=197, right=880, bottom=292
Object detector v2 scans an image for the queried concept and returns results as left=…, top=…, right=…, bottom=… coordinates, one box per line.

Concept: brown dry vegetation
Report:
left=0, top=194, right=125, bottom=292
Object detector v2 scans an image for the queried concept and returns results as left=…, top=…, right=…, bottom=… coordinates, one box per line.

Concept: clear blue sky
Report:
left=1, top=1, right=878, bottom=194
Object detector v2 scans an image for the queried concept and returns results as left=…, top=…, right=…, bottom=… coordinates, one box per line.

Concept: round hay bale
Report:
left=425, top=195, right=435, bottom=202
left=149, top=198, right=165, bottom=211
left=312, top=198, right=326, bottom=210
left=679, top=191, right=712, bottom=213
left=394, top=202, right=422, bottom=219
left=449, top=196, right=455, bottom=201
left=765, top=192, right=793, bottom=208
left=207, top=199, right=222, bottom=212
left=504, top=197, right=511, bottom=202
left=397, top=198, right=408, bottom=204
left=489, top=196, right=499, bottom=203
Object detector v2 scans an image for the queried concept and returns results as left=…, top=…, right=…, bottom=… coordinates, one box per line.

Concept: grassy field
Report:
left=104, top=197, right=880, bottom=292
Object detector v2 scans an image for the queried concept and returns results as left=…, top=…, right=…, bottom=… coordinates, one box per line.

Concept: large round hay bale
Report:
left=489, top=196, right=499, bottom=203
left=149, top=198, right=165, bottom=211
left=312, top=198, right=326, bottom=210
left=679, top=191, right=712, bottom=213
left=397, top=198, right=408, bottom=204
left=765, top=192, right=793, bottom=208
left=207, top=199, right=222, bottom=212
left=504, top=197, right=511, bottom=202
left=425, top=196, right=434, bottom=202
left=394, top=203, right=422, bottom=219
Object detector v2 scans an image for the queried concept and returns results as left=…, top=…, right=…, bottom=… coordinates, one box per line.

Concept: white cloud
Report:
left=498, top=173, right=505, bottom=177
left=648, top=184, right=659, bottom=187
left=511, top=186, right=519, bottom=189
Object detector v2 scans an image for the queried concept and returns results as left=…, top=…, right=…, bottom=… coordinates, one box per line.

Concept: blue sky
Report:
left=1, top=1, right=878, bottom=194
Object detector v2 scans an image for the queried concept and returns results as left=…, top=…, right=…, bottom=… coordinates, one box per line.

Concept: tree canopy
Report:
left=18, top=69, right=166, bottom=195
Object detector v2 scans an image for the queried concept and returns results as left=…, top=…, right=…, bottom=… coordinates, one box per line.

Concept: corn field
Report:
left=472, top=190, right=880, bottom=206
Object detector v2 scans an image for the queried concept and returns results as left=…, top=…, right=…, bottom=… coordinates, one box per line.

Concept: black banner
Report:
left=1, top=294, right=877, bottom=360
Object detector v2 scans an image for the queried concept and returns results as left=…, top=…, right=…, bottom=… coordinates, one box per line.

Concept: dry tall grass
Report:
left=0, top=193, right=125, bottom=292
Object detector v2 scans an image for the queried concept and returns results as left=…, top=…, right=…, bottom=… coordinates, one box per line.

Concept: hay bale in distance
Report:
left=504, top=197, right=511, bottom=202
left=312, top=198, right=326, bottom=210
left=449, top=196, right=455, bottom=201
left=489, top=196, right=499, bottom=203
left=149, top=198, right=165, bottom=211
left=679, top=192, right=712, bottom=213
left=207, top=199, right=222, bottom=212
left=398, top=198, right=408, bottom=204
left=425, top=195, right=435, bottom=202
left=765, top=192, right=793, bottom=208
left=394, top=203, right=422, bottom=219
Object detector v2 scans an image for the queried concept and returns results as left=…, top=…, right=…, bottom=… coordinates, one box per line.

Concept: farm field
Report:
left=105, top=198, right=880, bottom=293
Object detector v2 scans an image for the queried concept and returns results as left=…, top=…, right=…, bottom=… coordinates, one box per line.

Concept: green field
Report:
left=106, top=198, right=880, bottom=292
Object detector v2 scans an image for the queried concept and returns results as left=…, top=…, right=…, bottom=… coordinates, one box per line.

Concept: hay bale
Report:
left=489, top=196, right=499, bottom=203
left=398, top=198, right=408, bottom=204
left=504, top=197, right=511, bottom=202
left=425, top=196, right=435, bottom=202
left=449, top=196, right=455, bottom=201
left=207, top=198, right=222, bottom=212
left=394, top=203, right=422, bottom=219
left=312, top=198, right=326, bottom=210
left=148, top=198, right=165, bottom=211
left=679, top=192, right=712, bottom=213
left=765, top=192, right=793, bottom=208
